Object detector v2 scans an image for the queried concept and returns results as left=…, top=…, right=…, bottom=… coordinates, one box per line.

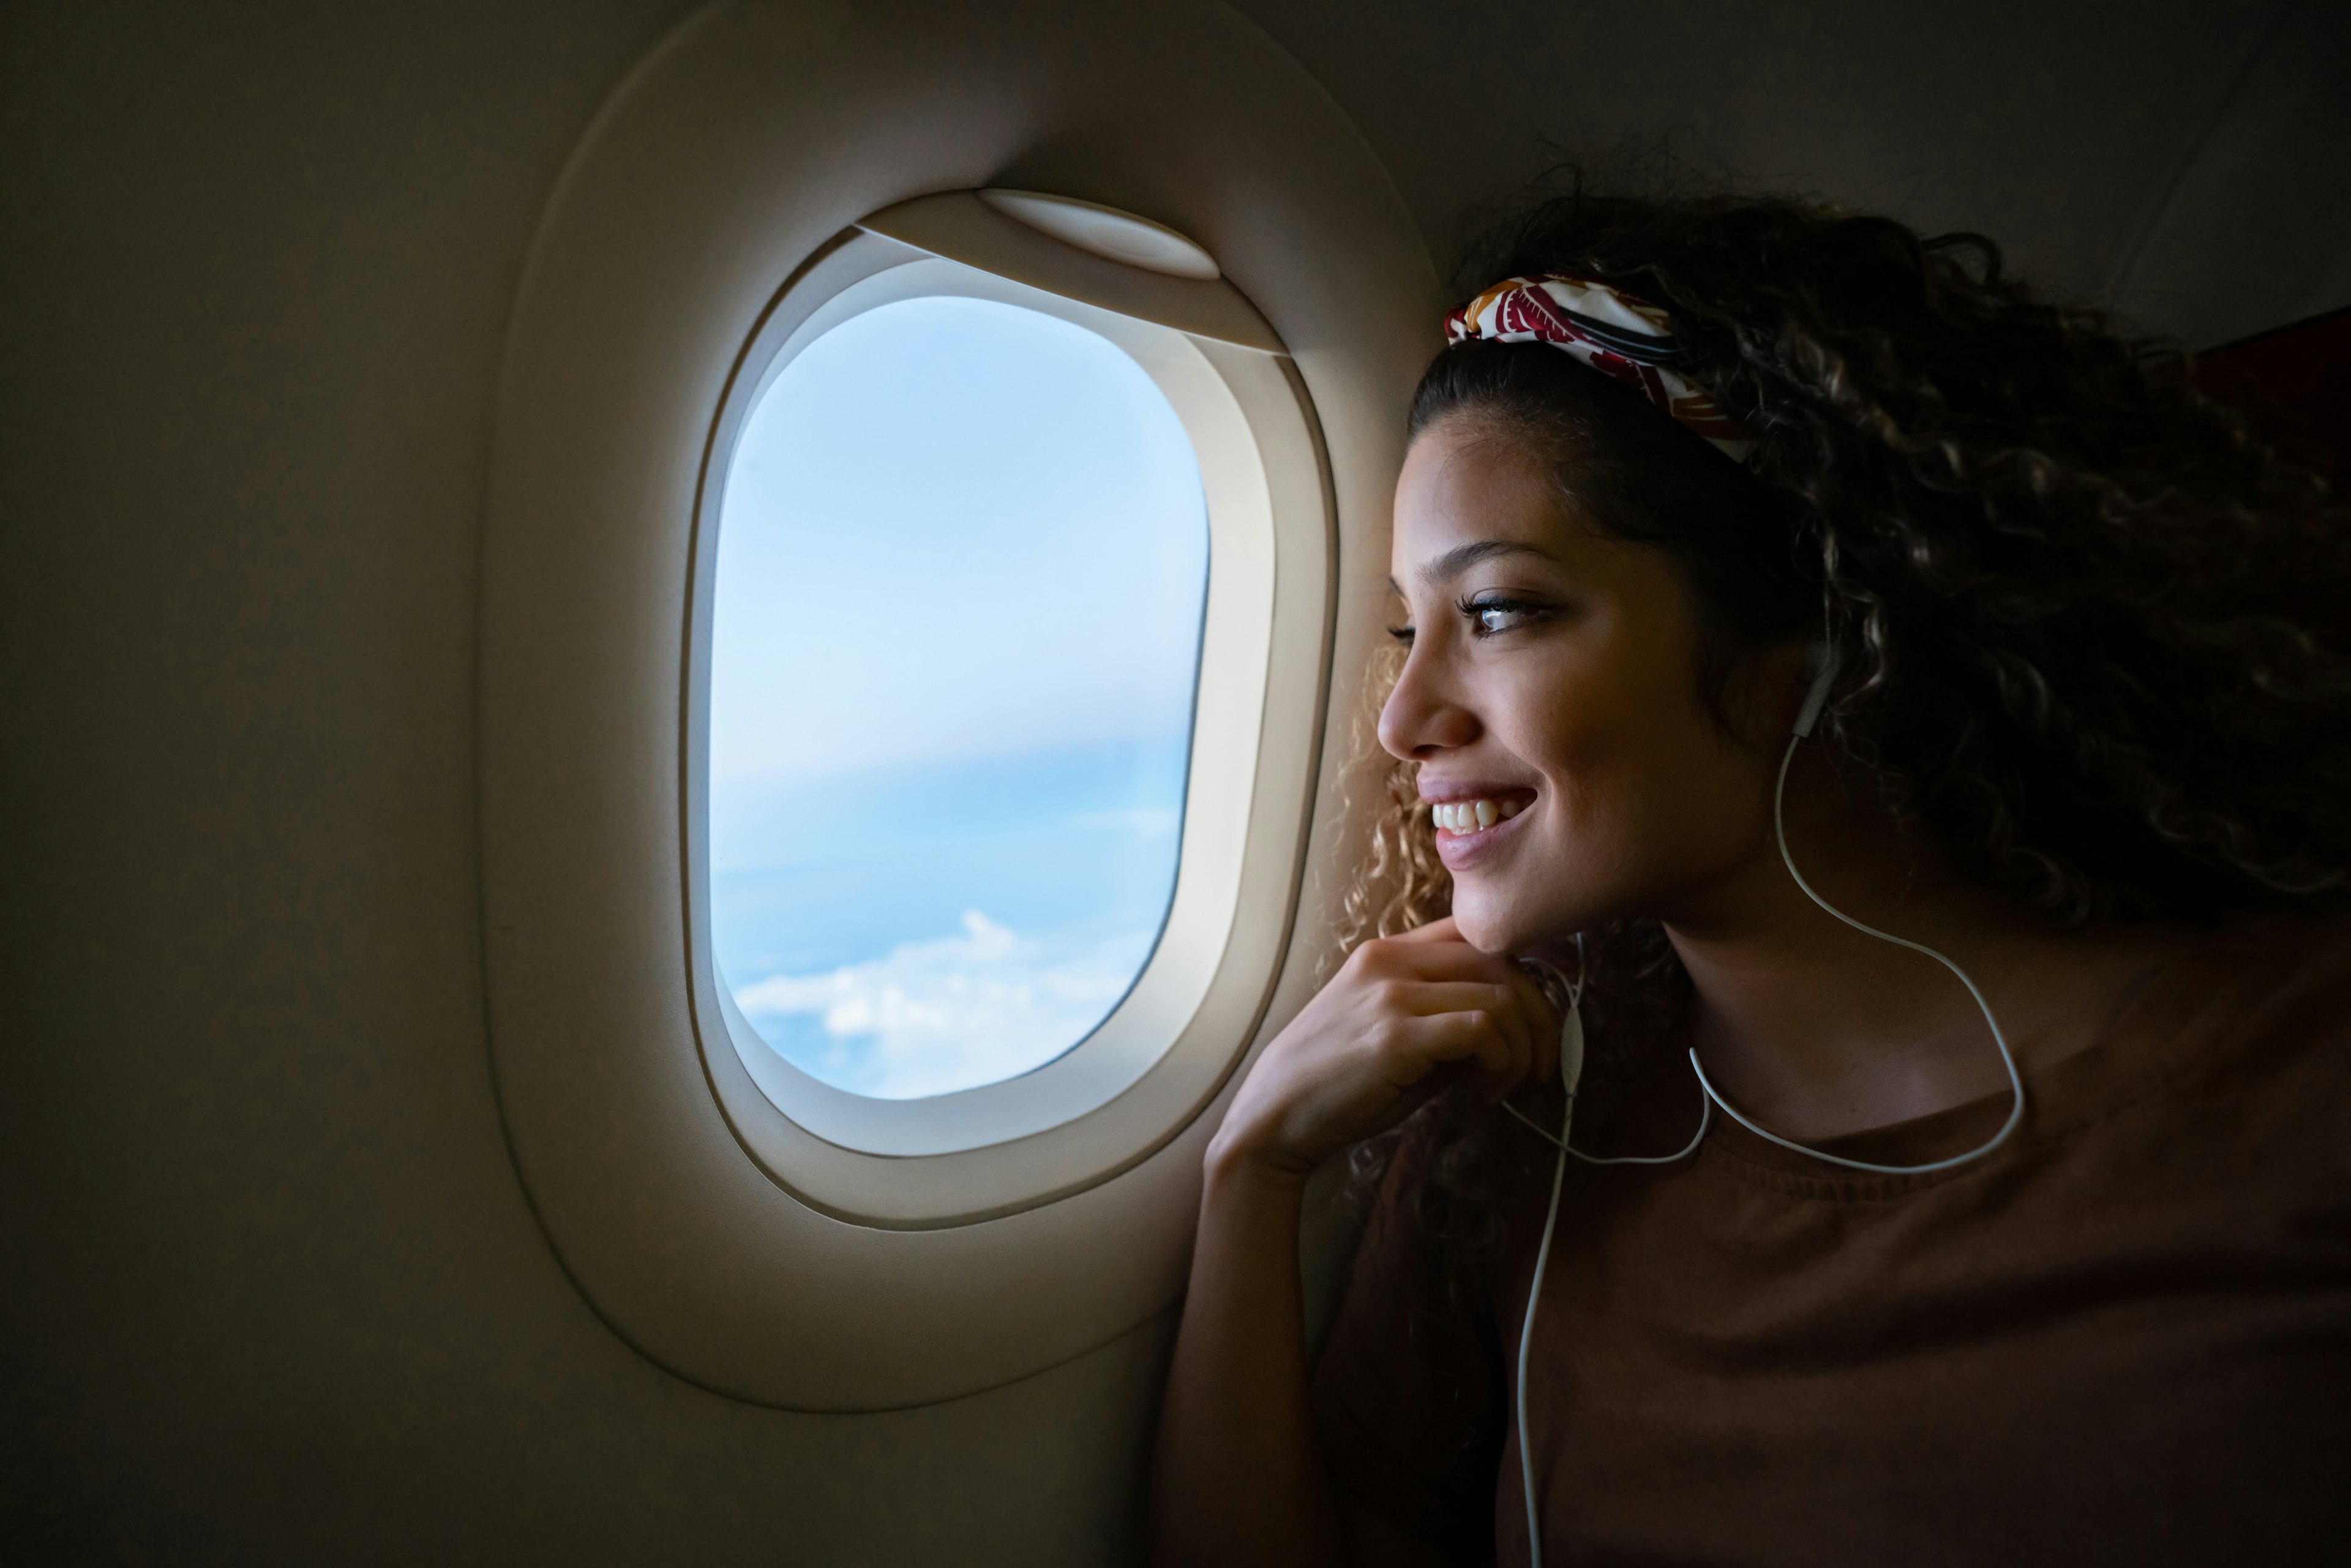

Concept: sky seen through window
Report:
left=708, top=295, right=1209, bottom=1099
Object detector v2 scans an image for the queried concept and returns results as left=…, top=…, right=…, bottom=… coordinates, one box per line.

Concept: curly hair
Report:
left=1339, top=183, right=2351, bottom=1280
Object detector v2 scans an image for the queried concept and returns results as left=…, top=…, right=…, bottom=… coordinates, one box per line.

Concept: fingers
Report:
left=1237, top=925, right=1572, bottom=1175
left=1379, top=1009, right=1530, bottom=1095
left=1349, top=931, right=1565, bottom=1087
left=1437, top=983, right=1538, bottom=1077
left=1371, top=975, right=1538, bottom=1059
left=1384, top=979, right=1521, bottom=1022
left=1353, top=930, right=1521, bottom=986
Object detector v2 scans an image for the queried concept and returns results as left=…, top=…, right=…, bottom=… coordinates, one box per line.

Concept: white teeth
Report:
left=1431, top=798, right=1523, bottom=833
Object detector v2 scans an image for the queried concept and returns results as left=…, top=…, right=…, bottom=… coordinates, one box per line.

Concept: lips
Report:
left=1421, top=785, right=1537, bottom=864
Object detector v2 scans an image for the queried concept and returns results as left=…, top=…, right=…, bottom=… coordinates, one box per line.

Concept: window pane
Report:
left=709, top=296, right=1209, bottom=1100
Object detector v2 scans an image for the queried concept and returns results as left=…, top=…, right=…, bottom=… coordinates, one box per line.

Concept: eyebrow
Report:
left=1393, top=539, right=1556, bottom=593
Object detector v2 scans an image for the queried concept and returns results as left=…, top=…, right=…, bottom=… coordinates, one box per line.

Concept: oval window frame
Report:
left=474, top=0, right=1438, bottom=1411
left=685, top=200, right=1333, bottom=1220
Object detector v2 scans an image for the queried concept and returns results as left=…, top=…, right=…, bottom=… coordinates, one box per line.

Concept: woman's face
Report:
left=1379, top=416, right=1798, bottom=955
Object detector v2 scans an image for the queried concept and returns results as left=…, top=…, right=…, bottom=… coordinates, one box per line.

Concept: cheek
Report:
left=1508, top=661, right=1679, bottom=801
left=1528, top=677, right=1766, bottom=875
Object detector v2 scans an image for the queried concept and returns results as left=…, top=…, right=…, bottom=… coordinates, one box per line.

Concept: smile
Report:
left=1430, top=798, right=1526, bottom=833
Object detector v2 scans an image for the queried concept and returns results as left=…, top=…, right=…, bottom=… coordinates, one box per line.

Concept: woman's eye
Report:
left=1467, top=600, right=1540, bottom=636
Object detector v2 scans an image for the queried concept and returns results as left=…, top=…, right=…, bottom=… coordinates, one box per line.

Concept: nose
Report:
left=1376, top=640, right=1482, bottom=762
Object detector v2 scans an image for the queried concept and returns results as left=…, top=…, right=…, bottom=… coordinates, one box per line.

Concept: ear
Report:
left=1728, top=631, right=1817, bottom=745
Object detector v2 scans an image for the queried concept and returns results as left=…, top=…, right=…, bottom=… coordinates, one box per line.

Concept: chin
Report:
left=1445, top=888, right=1539, bottom=956
left=1449, top=871, right=1602, bottom=959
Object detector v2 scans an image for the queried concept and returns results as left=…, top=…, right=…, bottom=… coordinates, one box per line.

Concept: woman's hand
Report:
left=1157, top=918, right=1554, bottom=1566
left=1211, top=917, right=1559, bottom=1181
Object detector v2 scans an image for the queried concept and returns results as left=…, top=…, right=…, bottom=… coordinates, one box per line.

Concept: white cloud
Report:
left=731, top=910, right=1157, bottom=1100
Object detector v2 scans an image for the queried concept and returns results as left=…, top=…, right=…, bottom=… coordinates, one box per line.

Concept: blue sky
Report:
left=708, top=296, right=1208, bottom=1098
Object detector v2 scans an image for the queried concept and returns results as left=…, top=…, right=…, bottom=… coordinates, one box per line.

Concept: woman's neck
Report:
left=1659, top=746, right=2181, bottom=1142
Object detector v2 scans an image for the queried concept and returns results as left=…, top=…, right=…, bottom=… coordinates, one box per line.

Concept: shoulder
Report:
left=2175, top=911, right=2351, bottom=1079
left=2095, top=911, right=2351, bottom=1176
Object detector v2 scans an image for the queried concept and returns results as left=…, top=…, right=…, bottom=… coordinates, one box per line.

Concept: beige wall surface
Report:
left=0, top=4, right=1167, bottom=1562
left=1242, top=0, right=2349, bottom=344
left=2, top=2, right=2341, bottom=1563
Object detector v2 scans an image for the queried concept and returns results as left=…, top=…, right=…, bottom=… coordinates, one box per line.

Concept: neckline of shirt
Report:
left=1678, top=913, right=2321, bottom=1197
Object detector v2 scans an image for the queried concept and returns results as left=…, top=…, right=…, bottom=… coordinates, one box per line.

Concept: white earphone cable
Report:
left=1513, top=1024, right=1571, bottom=1568
left=1499, top=1089, right=1711, bottom=1166
left=1502, top=955, right=1712, bottom=1168
left=1505, top=959, right=1710, bottom=1565
left=1681, top=732, right=2027, bottom=1176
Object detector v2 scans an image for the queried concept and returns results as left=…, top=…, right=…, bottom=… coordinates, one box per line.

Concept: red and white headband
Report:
left=1444, top=275, right=1758, bottom=462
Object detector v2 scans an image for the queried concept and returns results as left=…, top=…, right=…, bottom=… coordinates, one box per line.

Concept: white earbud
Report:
left=1794, top=636, right=1839, bottom=738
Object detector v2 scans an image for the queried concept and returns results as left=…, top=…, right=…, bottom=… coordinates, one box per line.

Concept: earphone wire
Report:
left=1501, top=1093, right=1711, bottom=1166
left=1682, top=730, right=2028, bottom=1177
left=1513, top=1019, right=1570, bottom=1568
left=1501, top=953, right=1710, bottom=1167
left=1507, top=952, right=1709, bottom=1567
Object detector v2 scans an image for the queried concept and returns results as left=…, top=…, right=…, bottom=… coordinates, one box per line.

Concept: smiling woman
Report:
left=1152, top=189, right=2351, bottom=1568
left=708, top=294, right=1209, bottom=1100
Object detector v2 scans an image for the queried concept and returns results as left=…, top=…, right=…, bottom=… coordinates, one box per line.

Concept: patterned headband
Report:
left=1444, top=275, right=1758, bottom=462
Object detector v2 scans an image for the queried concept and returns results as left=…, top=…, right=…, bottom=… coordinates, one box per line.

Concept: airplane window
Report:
left=707, top=295, right=1209, bottom=1101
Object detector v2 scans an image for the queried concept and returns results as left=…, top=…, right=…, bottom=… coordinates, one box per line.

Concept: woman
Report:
left=1150, top=190, right=2351, bottom=1566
